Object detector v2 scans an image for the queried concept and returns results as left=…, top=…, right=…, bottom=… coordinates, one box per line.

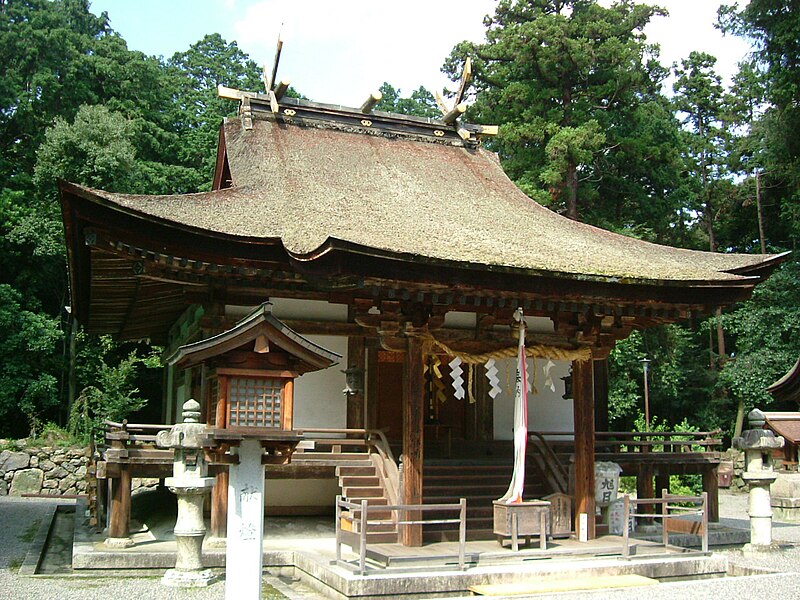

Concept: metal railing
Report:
left=335, top=495, right=467, bottom=575
left=622, top=490, right=709, bottom=558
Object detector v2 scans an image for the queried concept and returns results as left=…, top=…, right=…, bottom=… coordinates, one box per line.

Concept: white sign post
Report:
left=225, top=439, right=265, bottom=599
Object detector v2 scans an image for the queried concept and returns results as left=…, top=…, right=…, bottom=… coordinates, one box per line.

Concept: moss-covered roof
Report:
left=77, top=115, right=783, bottom=286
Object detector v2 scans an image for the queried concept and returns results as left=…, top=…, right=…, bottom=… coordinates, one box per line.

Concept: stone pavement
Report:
left=3, top=490, right=800, bottom=599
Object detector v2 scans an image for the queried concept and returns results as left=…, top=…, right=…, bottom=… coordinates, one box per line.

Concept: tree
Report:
left=375, top=82, right=440, bottom=118
left=167, top=33, right=265, bottom=187
left=445, top=0, right=672, bottom=224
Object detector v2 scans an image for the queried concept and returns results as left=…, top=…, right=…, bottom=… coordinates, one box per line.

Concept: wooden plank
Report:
left=346, top=335, right=366, bottom=429
left=402, top=334, right=425, bottom=547
left=665, top=517, right=704, bottom=535
left=703, top=466, right=719, bottom=522
left=572, top=358, right=596, bottom=540
left=108, top=466, right=131, bottom=539
left=211, top=470, right=228, bottom=539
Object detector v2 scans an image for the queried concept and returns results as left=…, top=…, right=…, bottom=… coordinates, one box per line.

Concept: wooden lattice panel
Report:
left=227, top=377, right=283, bottom=428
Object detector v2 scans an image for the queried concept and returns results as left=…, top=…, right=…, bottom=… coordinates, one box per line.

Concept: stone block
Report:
left=772, top=473, right=800, bottom=499
left=42, top=479, right=58, bottom=489
left=50, top=466, right=67, bottom=479
left=30, top=456, right=39, bottom=468
left=0, top=479, right=7, bottom=495
left=76, top=465, right=87, bottom=478
left=10, top=468, right=44, bottom=496
left=0, top=450, right=30, bottom=472
left=40, top=459, right=55, bottom=472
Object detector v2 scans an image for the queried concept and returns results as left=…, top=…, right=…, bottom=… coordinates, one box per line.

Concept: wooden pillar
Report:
left=637, top=464, right=655, bottom=517
left=573, top=358, right=596, bottom=540
left=401, top=334, right=425, bottom=546
left=346, top=336, right=366, bottom=430
left=211, top=469, right=229, bottom=538
left=703, top=466, right=720, bottom=522
left=656, top=474, right=670, bottom=497
left=108, top=466, right=132, bottom=540
left=593, top=358, right=609, bottom=433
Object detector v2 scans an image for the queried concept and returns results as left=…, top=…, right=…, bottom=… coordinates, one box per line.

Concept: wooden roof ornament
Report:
left=168, top=302, right=341, bottom=372
left=59, top=51, right=789, bottom=347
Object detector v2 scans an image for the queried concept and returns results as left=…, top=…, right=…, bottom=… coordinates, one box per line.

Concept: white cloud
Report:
left=233, top=0, right=494, bottom=105
left=232, top=0, right=751, bottom=106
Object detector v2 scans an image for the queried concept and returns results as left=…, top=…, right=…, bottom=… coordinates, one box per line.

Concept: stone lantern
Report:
left=156, top=399, right=216, bottom=587
left=733, top=408, right=785, bottom=549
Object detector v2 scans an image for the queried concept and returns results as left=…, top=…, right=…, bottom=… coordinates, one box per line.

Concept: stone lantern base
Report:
left=162, top=567, right=216, bottom=588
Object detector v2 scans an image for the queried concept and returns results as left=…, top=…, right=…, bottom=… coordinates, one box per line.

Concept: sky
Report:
left=88, top=0, right=753, bottom=107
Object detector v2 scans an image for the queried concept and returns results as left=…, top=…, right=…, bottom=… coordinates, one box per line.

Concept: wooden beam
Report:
left=443, top=102, right=467, bottom=125
left=267, top=32, right=283, bottom=91
left=573, top=358, right=596, bottom=540
left=401, top=334, right=425, bottom=546
left=346, top=335, right=366, bottom=429
left=360, top=91, right=383, bottom=114
left=274, top=78, right=291, bottom=101
left=453, top=56, right=472, bottom=105
left=108, top=465, right=132, bottom=540
left=702, top=466, right=719, bottom=522
left=593, top=358, right=609, bottom=433
left=211, top=470, right=228, bottom=539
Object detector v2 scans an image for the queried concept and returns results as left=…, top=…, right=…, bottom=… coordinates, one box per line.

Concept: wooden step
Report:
left=343, top=486, right=385, bottom=498
left=335, top=465, right=376, bottom=477
left=340, top=476, right=379, bottom=487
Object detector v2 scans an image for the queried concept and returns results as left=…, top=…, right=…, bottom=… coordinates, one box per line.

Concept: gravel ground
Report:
left=3, top=491, right=800, bottom=599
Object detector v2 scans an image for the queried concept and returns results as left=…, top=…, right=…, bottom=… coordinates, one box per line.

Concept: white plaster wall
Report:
left=265, top=478, right=340, bottom=507
left=292, top=334, right=348, bottom=430
left=268, top=298, right=348, bottom=322
left=493, top=358, right=574, bottom=440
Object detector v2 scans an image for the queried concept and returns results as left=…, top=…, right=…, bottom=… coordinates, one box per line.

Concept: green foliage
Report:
left=445, top=0, right=679, bottom=226
left=0, top=284, right=63, bottom=437
left=717, top=260, right=800, bottom=418
left=375, top=82, right=440, bottom=118
left=69, top=337, right=162, bottom=442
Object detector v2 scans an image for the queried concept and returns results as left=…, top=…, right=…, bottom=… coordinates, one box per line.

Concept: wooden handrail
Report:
left=622, top=490, right=708, bottom=558
left=335, top=495, right=467, bottom=575
left=527, top=432, right=568, bottom=494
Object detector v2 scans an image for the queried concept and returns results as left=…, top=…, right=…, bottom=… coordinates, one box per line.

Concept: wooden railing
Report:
left=527, top=432, right=569, bottom=494
left=293, top=427, right=401, bottom=504
left=596, top=430, right=723, bottom=454
left=104, top=420, right=172, bottom=445
left=622, top=490, right=709, bottom=557
left=530, top=430, right=722, bottom=455
left=335, top=495, right=467, bottom=575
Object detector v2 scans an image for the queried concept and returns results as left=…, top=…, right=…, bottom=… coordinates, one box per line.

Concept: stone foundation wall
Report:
left=0, top=446, right=90, bottom=497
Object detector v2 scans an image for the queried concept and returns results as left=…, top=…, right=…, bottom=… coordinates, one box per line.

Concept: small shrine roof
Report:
left=168, top=302, right=341, bottom=371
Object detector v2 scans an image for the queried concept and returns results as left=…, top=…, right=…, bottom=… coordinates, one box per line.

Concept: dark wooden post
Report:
left=402, top=334, right=425, bottom=546
left=573, top=358, right=596, bottom=540
left=637, top=464, right=655, bottom=518
left=346, top=336, right=366, bottom=430
left=211, top=469, right=229, bottom=538
left=703, top=466, right=720, bottom=522
left=108, top=466, right=132, bottom=539
left=593, top=358, right=609, bottom=433
left=655, top=473, right=670, bottom=498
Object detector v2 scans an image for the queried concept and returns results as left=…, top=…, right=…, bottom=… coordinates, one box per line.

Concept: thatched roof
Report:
left=72, top=115, right=784, bottom=286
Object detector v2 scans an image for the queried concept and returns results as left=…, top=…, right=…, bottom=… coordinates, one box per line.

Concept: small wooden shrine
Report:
left=169, top=302, right=341, bottom=434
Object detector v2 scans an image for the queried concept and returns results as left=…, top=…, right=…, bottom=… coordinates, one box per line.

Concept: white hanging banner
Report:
left=450, top=356, right=465, bottom=400
left=485, top=358, right=501, bottom=399
left=497, top=309, right=528, bottom=504
left=543, top=359, right=556, bottom=392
